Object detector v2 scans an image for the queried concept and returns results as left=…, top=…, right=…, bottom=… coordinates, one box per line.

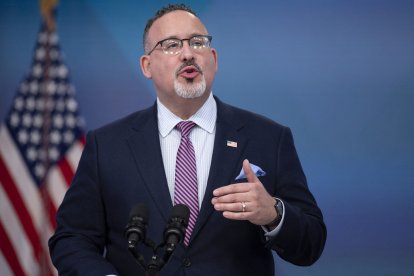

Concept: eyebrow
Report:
left=160, top=33, right=207, bottom=41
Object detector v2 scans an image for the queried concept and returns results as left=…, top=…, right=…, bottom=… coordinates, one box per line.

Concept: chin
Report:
left=174, top=77, right=207, bottom=99
left=176, top=90, right=205, bottom=99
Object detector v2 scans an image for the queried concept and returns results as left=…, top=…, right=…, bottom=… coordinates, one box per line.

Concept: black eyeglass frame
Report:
left=146, top=35, right=213, bottom=55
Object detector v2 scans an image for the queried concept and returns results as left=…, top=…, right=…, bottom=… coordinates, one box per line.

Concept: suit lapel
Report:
left=190, top=99, right=248, bottom=243
left=126, top=104, right=173, bottom=221
left=124, top=99, right=248, bottom=246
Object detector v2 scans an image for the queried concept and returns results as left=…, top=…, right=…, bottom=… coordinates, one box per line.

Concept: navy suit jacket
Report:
left=49, top=97, right=326, bottom=275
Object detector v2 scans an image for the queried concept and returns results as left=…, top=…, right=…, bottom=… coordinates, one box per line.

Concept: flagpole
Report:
left=39, top=1, right=59, bottom=275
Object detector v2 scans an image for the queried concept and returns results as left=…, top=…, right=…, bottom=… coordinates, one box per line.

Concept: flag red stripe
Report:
left=79, top=134, right=86, bottom=145
left=43, top=187, right=58, bottom=230
left=58, top=157, right=74, bottom=188
left=0, top=220, right=27, bottom=276
left=0, top=155, right=42, bottom=261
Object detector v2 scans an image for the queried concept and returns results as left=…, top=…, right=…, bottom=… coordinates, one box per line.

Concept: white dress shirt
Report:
left=157, top=92, right=216, bottom=208
left=157, top=92, right=284, bottom=237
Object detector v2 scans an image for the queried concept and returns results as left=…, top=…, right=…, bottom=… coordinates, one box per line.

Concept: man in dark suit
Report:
left=49, top=4, right=326, bottom=275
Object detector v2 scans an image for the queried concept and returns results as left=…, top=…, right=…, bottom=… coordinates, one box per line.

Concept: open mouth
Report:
left=178, top=65, right=201, bottom=79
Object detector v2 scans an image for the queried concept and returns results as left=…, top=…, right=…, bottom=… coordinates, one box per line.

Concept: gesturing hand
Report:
left=211, top=159, right=277, bottom=226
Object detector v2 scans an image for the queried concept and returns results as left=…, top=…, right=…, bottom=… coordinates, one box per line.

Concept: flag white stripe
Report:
left=66, top=141, right=83, bottom=172
left=0, top=126, right=44, bottom=231
left=0, top=183, right=39, bottom=276
left=42, top=223, right=58, bottom=276
left=0, top=251, right=13, bottom=276
left=47, top=166, right=69, bottom=210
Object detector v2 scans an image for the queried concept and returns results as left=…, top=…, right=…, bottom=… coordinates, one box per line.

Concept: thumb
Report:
left=243, top=159, right=259, bottom=183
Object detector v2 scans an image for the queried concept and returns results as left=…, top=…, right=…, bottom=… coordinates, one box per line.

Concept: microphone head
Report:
left=129, top=203, right=149, bottom=224
left=170, top=204, right=190, bottom=225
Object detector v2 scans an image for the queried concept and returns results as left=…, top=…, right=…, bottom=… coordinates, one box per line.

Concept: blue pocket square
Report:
left=235, top=163, right=266, bottom=180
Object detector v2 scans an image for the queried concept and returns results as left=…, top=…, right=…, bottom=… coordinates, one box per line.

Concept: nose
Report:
left=179, top=40, right=195, bottom=61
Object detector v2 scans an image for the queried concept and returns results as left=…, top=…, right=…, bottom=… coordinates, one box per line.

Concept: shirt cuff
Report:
left=261, top=198, right=285, bottom=239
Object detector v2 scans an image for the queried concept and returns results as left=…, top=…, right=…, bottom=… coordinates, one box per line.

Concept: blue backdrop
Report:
left=1, top=0, right=413, bottom=275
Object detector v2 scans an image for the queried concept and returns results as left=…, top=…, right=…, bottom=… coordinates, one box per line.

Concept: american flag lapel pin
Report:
left=227, top=140, right=238, bottom=148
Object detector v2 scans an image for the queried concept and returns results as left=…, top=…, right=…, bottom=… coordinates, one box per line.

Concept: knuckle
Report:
left=252, top=182, right=262, bottom=189
left=226, top=185, right=234, bottom=191
left=223, top=196, right=232, bottom=203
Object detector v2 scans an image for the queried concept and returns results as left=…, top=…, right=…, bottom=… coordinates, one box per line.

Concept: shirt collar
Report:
left=157, top=92, right=217, bottom=138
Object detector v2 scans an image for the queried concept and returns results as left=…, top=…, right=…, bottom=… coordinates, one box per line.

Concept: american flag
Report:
left=0, top=17, right=85, bottom=276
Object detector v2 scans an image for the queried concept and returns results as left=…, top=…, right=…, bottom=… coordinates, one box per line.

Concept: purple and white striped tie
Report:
left=174, top=121, right=198, bottom=246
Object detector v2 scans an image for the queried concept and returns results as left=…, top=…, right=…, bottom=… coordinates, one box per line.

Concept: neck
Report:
left=159, top=91, right=210, bottom=120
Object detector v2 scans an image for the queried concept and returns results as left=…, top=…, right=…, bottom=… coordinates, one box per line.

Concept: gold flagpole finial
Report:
left=40, top=0, right=59, bottom=31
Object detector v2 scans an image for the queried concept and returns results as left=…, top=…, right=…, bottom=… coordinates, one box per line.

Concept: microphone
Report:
left=163, top=204, right=190, bottom=254
left=125, top=203, right=149, bottom=250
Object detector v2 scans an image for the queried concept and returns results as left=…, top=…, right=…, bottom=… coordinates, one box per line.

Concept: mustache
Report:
left=175, top=60, right=203, bottom=76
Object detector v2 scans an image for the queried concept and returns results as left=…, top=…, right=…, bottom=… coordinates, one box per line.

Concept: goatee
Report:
left=174, top=75, right=206, bottom=99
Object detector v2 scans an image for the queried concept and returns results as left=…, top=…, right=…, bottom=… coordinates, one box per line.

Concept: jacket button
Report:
left=182, top=257, right=191, bottom=267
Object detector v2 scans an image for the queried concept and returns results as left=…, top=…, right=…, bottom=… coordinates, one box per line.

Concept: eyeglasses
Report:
left=147, top=35, right=212, bottom=55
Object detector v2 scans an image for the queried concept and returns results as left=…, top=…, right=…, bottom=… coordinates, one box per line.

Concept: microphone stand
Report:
left=126, top=204, right=189, bottom=275
left=147, top=254, right=163, bottom=276
left=128, top=240, right=173, bottom=276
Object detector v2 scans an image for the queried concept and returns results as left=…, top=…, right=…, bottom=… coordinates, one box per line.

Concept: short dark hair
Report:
left=143, top=4, right=197, bottom=52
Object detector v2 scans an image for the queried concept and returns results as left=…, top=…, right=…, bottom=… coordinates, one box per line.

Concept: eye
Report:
left=162, top=39, right=181, bottom=50
left=190, top=37, right=205, bottom=48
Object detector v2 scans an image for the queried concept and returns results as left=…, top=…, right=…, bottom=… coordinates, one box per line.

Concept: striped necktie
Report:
left=174, top=121, right=198, bottom=246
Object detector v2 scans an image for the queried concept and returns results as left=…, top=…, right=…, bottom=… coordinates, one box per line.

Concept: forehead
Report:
left=148, top=10, right=208, bottom=42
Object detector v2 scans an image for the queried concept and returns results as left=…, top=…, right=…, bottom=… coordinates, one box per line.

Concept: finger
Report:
left=213, top=201, right=247, bottom=212
left=222, top=211, right=252, bottom=221
left=212, top=192, right=248, bottom=203
left=243, top=159, right=259, bottom=183
left=213, top=183, right=250, bottom=197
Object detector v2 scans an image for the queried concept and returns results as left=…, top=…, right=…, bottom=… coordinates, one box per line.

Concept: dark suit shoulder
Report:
left=216, top=97, right=288, bottom=133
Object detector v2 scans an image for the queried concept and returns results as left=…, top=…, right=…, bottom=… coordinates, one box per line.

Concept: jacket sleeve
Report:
left=48, top=131, right=119, bottom=275
left=265, top=127, right=327, bottom=266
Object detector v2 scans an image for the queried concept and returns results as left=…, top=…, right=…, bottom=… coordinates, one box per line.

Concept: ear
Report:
left=140, top=55, right=152, bottom=79
left=210, top=48, right=218, bottom=72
